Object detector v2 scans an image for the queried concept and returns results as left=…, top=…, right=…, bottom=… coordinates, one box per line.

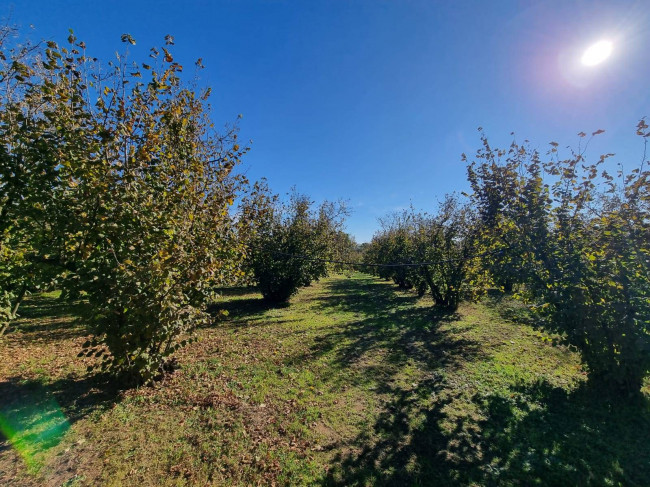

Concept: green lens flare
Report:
left=0, top=383, right=70, bottom=470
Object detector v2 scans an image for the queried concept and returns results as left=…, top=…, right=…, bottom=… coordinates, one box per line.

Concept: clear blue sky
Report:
left=4, top=0, right=649, bottom=242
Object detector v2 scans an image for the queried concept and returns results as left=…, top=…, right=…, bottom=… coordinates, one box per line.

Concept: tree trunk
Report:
left=1, top=284, right=28, bottom=339
left=11, top=284, right=27, bottom=319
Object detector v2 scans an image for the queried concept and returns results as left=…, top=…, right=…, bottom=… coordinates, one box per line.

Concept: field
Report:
left=1, top=274, right=649, bottom=486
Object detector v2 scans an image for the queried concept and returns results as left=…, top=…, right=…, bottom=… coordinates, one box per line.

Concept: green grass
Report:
left=1, top=274, right=649, bottom=486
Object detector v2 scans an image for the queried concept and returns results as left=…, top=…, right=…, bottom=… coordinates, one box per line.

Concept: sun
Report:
left=581, top=40, right=613, bottom=66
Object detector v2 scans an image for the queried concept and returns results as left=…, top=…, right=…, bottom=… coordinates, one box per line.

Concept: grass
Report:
left=1, top=274, right=649, bottom=486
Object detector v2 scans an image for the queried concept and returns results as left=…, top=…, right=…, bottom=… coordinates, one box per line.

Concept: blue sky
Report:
left=4, top=0, right=649, bottom=242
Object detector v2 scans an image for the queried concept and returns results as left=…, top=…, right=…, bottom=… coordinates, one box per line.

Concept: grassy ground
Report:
left=1, top=274, right=649, bottom=486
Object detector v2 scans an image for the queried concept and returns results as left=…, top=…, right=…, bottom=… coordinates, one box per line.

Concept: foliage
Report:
left=0, top=25, right=63, bottom=336
left=409, top=196, right=486, bottom=310
left=328, top=230, right=359, bottom=273
left=466, top=122, right=650, bottom=393
left=246, top=187, right=348, bottom=303
left=364, top=210, right=419, bottom=289
left=0, top=28, right=248, bottom=383
left=364, top=196, right=484, bottom=310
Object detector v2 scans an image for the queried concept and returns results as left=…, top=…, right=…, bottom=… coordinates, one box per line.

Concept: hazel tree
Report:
left=0, top=28, right=249, bottom=383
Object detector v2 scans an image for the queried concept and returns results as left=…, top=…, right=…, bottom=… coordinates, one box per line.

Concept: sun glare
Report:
left=581, top=40, right=613, bottom=66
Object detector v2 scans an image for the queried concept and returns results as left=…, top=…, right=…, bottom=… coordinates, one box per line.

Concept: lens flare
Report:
left=581, top=40, right=613, bottom=66
left=0, top=386, right=70, bottom=469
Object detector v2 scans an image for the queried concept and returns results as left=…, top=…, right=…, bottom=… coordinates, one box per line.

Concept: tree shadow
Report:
left=464, top=380, right=650, bottom=486
left=282, top=277, right=485, bottom=485
left=0, top=373, right=122, bottom=460
left=308, top=277, right=650, bottom=486
left=206, top=286, right=299, bottom=327
left=300, top=277, right=475, bottom=380
left=314, top=275, right=422, bottom=317
left=325, top=378, right=650, bottom=486
left=214, top=286, right=260, bottom=298
left=323, top=380, right=483, bottom=486
left=2, top=292, right=122, bottom=457
left=484, top=292, right=538, bottom=328
left=207, top=297, right=283, bottom=322
left=8, top=294, right=89, bottom=343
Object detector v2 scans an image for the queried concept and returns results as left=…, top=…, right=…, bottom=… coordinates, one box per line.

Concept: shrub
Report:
left=246, top=189, right=347, bottom=303
left=410, top=196, right=484, bottom=310
left=365, top=196, right=484, bottom=310
left=0, top=29, right=248, bottom=383
left=365, top=210, right=421, bottom=290
left=466, top=123, right=650, bottom=394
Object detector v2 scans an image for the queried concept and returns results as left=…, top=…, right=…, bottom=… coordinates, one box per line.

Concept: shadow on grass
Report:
left=2, top=293, right=123, bottom=462
left=303, top=277, right=482, bottom=485
left=309, top=276, right=650, bottom=486
left=207, top=288, right=292, bottom=326
left=214, top=286, right=260, bottom=298
left=326, top=379, right=650, bottom=486
left=484, top=292, right=538, bottom=328
left=9, top=294, right=89, bottom=343
left=0, top=373, right=122, bottom=461
left=465, top=380, right=650, bottom=486
left=208, top=297, right=285, bottom=322
left=302, top=277, right=472, bottom=378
